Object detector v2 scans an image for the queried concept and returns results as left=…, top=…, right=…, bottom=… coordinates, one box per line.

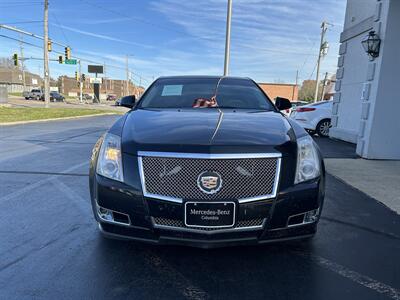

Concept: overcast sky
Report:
left=0, top=0, right=346, bottom=87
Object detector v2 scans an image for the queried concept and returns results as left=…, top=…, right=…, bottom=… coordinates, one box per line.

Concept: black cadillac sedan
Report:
left=89, top=76, right=325, bottom=248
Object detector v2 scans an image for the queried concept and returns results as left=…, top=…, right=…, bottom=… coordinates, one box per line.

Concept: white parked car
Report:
left=290, top=100, right=332, bottom=137
left=278, top=100, right=308, bottom=116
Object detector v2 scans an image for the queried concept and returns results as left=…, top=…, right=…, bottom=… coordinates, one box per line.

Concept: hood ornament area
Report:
left=197, top=171, right=223, bottom=195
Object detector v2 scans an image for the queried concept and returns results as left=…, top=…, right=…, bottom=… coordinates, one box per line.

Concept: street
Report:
left=0, top=115, right=399, bottom=300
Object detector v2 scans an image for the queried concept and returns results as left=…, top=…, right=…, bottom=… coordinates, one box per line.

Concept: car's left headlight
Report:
left=294, top=135, right=320, bottom=184
left=96, top=133, right=124, bottom=182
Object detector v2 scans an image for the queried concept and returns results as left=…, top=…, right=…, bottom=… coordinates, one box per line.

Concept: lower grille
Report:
left=153, top=217, right=265, bottom=232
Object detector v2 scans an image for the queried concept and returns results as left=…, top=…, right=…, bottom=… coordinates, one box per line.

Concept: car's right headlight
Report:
left=294, top=135, right=320, bottom=184
left=96, top=133, right=124, bottom=182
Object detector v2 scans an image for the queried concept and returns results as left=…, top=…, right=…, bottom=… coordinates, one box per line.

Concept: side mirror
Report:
left=275, top=97, right=292, bottom=111
left=120, top=95, right=136, bottom=108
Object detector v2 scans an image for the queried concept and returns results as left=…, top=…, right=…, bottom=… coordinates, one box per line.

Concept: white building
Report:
left=330, top=0, right=400, bottom=159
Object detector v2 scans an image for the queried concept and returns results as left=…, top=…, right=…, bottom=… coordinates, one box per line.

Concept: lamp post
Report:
left=223, top=0, right=233, bottom=76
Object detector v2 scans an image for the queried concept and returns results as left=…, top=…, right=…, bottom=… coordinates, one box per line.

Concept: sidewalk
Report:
left=325, top=159, right=400, bottom=214
left=314, top=137, right=400, bottom=214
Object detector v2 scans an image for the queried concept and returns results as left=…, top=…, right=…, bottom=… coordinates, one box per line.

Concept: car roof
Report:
left=156, top=75, right=252, bottom=81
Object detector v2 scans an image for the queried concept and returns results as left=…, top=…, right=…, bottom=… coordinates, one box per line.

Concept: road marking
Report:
left=0, top=223, right=91, bottom=272
left=50, top=177, right=91, bottom=213
left=295, top=251, right=400, bottom=300
left=0, top=170, right=87, bottom=176
left=0, top=161, right=88, bottom=204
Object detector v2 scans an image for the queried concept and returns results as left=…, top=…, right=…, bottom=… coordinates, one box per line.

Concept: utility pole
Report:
left=321, top=72, right=329, bottom=101
left=19, top=34, right=26, bottom=92
left=79, top=59, right=83, bottom=103
left=125, top=55, right=129, bottom=96
left=104, top=62, right=107, bottom=96
left=223, top=0, right=232, bottom=76
left=43, top=0, right=50, bottom=108
left=292, top=70, right=298, bottom=101
left=313, top=21, right=329, bottom=103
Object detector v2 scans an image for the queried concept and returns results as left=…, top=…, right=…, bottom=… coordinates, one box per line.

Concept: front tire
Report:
left=316, top=119, right=331, bottom=137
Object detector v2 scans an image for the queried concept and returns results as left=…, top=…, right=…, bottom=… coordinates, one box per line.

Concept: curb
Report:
left=0, top=112, right=120, bottom=126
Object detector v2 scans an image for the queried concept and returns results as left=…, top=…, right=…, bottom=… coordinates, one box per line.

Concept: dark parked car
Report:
left=89, top=76, right=325, bottom=248
left=40, top=91, right=65, bottom=102
left=115, top=96, right=133, bottom=107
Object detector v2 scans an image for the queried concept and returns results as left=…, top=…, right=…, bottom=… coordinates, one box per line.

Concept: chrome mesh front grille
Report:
left=153, top=217, right=264, bottom=231
left=140, top=154, right=280, bottom=201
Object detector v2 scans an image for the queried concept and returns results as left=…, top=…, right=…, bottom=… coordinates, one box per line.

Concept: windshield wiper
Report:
left=215, top=106, right=238, bottom=109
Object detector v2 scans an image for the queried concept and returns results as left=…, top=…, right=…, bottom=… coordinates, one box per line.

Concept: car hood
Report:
left=121, top=108, right=295, bottom=154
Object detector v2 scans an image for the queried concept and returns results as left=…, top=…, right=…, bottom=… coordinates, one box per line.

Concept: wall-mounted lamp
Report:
left=361, top=31, right=381, bottom=59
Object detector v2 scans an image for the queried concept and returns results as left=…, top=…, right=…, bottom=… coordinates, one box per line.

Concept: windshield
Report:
left=138, top=77, right=274, bottom=110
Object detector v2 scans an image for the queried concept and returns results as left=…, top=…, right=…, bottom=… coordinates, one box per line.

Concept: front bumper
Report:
left=99, top=222, right=316, bottom=248
left=90, top=173, right=324, bottom=248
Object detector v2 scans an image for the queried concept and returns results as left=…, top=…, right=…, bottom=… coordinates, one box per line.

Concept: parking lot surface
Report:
left=0, top=115, right=399, bottom=299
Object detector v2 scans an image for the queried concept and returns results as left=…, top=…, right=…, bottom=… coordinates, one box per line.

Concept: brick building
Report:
left=0, top=67, right=44, bottom=92
left=58, top=76, right=144, bottom=98
left=258, top=83, right=299, bottom=101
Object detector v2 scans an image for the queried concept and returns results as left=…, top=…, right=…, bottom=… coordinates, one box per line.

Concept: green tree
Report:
left=298, top=80, right=324, bottom=102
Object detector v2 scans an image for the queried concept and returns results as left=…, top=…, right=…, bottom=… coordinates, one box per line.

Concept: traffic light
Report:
left=58, top=55, right=63, bottom=64
left=12, top=53, right=18, bottom=66
left=81, top=74, right=86, bottom=81
left=75, top=71, right=79, bottom=81
left=65, top=47, right=71, bottom=60
left=47, top=40, right=52, bottom=52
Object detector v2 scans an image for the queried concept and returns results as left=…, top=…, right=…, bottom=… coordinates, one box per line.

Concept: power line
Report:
left=308, top=61, right=318, bottom=80
left=0, top=2, right=43, bottom=8
left=238, top=44, right=319, bottom=57
left=0, top=21, right=43, bottom=25
left=0, top=1, right=43, bottom=3
left=72, top=49, right=151, bottom=82
left=0, top=30, right=151, bottom=83
left=51, top=12, right=70, bottom=45
left=0, top=34, right=42, bottom=49
left=298, top=39, right=318, bottom=78
left=0, top=24, right=68, bottom=48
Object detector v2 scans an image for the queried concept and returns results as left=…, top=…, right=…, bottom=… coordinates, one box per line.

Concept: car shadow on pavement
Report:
left=95, top=235, right=321, bottom=299
left=312, top=136, right=357, bottom=159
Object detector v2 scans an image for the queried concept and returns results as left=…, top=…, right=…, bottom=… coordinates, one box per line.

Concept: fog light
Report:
left=98, top=206, right=113, bottom=221
left=304, top=209, right=319, bottom=223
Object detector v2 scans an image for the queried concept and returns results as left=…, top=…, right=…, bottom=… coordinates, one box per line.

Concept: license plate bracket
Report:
left=184, top=202, right=235, bottom=228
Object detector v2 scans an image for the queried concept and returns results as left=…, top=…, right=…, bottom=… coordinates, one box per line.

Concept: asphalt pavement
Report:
left=0, top=115, right=399, bottom=300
